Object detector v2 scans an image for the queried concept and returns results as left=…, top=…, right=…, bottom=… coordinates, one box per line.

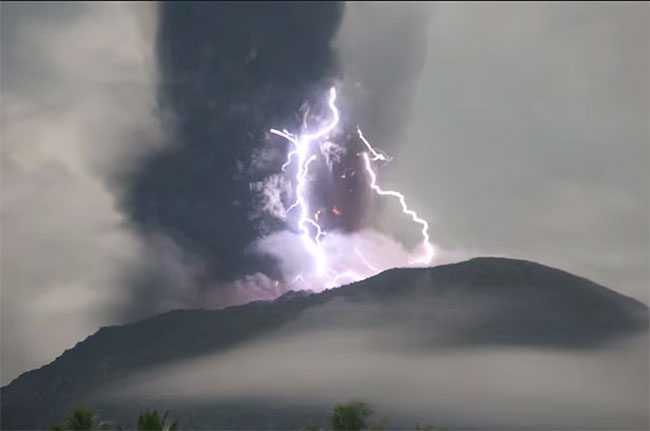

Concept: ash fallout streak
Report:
left=269, top=88, right=434, bottom=290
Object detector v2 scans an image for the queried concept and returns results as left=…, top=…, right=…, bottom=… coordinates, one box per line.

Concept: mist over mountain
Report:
left=1, top=257, right=648, bottom=430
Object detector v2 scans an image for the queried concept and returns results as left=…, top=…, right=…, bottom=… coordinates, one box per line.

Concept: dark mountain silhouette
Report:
left=1, top=257, right=648, bottom=430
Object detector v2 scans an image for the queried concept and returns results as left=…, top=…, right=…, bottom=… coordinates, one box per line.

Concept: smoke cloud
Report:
left=120, top=1, right=343, bottom=281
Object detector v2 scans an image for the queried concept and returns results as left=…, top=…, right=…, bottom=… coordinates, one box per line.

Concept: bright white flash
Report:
left=270, top=87, right=434, bottom=289
left=270, top=88, right=339, bottom=278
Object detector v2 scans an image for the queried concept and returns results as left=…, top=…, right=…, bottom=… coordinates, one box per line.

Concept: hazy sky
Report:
left=393, top=2, right=649, bottom=304
left=337, top=2, right=649, bottom=304
left=1, top=2, right=648, bottom=387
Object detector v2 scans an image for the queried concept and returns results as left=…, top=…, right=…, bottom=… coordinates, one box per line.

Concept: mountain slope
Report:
left=1, top=257, right=648, bottom=430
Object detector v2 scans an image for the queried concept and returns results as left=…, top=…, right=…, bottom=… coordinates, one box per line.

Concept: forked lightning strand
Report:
left=270, top=88, right=339, bottom=278
left=358, top=129, right=434, bottom=265
left=270, top=87, right=433, bottom=289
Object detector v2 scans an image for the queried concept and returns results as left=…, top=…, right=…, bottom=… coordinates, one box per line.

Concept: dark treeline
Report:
left=48, top=401, right=444, bottom=431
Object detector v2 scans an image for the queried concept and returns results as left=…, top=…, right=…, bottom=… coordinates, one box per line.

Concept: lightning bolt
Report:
left=354, top=247, right=379, bottom=272
left=358, top=129, right=434, bottom=265
left=357, top=128, right=392, bottom=162
left=271, top=88, right=340, bottom=278
left=325, top=268, right=365, bottom=290
left=290, top=273, right=306, bottom=285
left=270, top=86, right=433, bottom=290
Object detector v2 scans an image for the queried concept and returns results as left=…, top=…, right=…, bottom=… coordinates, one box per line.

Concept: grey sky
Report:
left=0, top=2, right=159, bottom=385
left=1, top=2, right=648, bottom=388
left=367, top=2, right=648, bottom=303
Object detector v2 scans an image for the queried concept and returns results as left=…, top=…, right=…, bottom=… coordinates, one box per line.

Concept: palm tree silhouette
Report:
left=137, top=410, right=179, bottom=431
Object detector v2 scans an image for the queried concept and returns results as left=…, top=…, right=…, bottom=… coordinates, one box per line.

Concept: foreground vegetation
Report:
left=49, top=401, right=443, bottom=430
left=49, top=408, right=178, bottom=431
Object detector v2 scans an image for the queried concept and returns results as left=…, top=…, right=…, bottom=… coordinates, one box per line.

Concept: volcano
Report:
left=1, top=257, right=648, bottom=430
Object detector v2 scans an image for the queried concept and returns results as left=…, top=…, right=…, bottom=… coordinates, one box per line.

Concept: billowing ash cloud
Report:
left=252, top=229, right=468, bottom=294
left=118, top=2, right=344, bottom=312
left=117, top=2, right=443, bottom=313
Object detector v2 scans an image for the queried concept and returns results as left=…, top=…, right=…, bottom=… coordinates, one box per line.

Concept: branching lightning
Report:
left=357, top=128, right=391, bottom=162
left=360, top=147, right=435, bottom=266
left=270, top=88, right=340, bottom=278
left=354, top=247, right=379, bottom=272
left=269, top=86, right=434, bottom=290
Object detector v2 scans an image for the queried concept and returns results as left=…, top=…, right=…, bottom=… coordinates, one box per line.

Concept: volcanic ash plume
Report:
left=253, top=87, right=437, bottom=292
